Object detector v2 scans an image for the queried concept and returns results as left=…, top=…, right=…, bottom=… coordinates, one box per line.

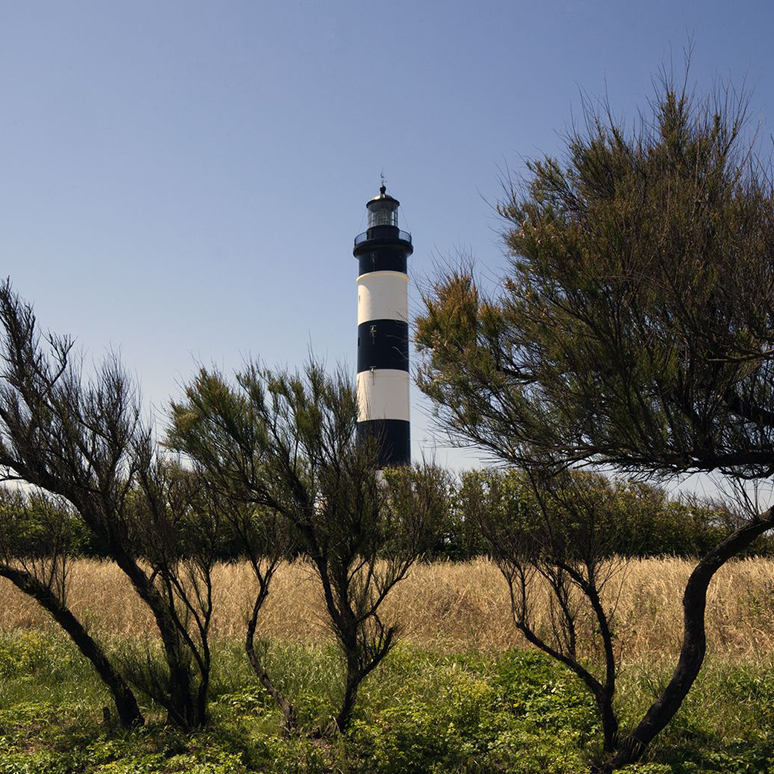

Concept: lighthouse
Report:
left=354, top=185, right=412, bottom=468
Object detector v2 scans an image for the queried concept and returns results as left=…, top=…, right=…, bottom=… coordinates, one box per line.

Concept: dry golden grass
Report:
left=1, top=557, right=773, bottom=660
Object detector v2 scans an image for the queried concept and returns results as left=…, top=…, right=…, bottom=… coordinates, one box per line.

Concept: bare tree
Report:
left=0, top=488, right=143, bottom=728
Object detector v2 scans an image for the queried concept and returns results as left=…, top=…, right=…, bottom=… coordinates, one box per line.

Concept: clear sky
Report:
left=1, top=0, right=773, bottom=470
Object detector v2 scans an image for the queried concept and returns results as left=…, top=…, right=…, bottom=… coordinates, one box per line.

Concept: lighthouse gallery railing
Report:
left=354, top=228, right=412, bottom=248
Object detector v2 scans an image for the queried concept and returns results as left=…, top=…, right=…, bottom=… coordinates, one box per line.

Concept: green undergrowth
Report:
left=0, top=631, right=772, bottom=773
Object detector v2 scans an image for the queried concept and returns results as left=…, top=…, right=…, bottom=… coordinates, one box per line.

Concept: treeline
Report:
left=436, top=473, right=773, bottom=560
left=7, top=468, right=767, bottom=562
left=0, top=270, right=768, bottom=774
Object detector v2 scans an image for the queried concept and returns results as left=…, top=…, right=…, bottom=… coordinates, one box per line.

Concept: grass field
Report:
left=2, top=557, right=774, bottom=659
left=1, top=558, right=774, bottom=773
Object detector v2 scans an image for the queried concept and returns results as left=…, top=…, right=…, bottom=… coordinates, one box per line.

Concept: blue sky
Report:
left=1, top=0, right=773, bottom=470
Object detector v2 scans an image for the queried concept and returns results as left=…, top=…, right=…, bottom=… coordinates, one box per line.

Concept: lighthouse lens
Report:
left=368, top=203, right=398, bottom=228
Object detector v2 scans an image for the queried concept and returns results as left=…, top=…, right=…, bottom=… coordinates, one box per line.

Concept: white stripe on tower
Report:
left=357, top=271, right=409, bottom=325
left=356, top=369, right=411, bottom=422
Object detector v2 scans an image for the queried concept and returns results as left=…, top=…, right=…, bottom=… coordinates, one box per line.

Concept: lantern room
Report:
left=366, top=185, right=400, bottom=228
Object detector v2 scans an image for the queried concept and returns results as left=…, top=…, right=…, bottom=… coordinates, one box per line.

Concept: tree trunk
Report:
left=109, top=546, right=204, bottom=729
left=0, top=566, right=143, bottom=729
left=334, top=663, right=360, bottom=734
left=245, top=592, right=297, bottom=733
left=602, top=509, right=774, bottom=772
left=598, top=687, right=619, bottom=754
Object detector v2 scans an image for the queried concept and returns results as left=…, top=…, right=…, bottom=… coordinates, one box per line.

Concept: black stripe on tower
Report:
left=357, top=319, right=409, bottom=373
left=357, top=419, right=411, bottom=469
left=357, top=249, right=408, bottom=276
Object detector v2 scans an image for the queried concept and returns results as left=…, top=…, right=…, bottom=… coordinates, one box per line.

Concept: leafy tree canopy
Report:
left=417, top=77, right=774, bottom=480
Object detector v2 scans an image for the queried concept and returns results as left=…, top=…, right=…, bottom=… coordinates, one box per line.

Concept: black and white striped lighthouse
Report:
left=354, top=185, right=412, bottom=468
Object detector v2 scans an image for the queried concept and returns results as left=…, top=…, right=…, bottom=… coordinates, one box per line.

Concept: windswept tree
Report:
left=416, top=73, right=774, bottom=771
left=169, top=361, right=446, bottom=733
left=0, top=280, right=220, bottom=729
left=0, top=488, right=143, bottom=728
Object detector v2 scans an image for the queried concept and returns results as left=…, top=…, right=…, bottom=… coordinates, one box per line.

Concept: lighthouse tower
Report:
left=354, top=185, right=412, bottom=468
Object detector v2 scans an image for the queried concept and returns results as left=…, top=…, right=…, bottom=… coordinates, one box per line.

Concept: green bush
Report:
left=352, top=649, right=596, bottom=774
